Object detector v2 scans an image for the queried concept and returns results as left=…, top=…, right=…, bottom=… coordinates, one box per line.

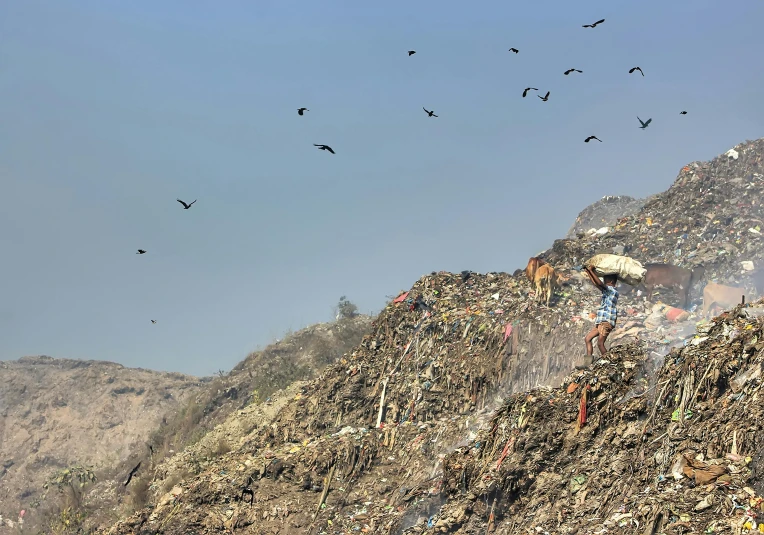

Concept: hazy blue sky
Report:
left=1, top=0, right=763, bottom=376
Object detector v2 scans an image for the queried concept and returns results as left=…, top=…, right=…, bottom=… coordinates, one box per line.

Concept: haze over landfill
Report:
left=2, top=0, right=764, bottom=375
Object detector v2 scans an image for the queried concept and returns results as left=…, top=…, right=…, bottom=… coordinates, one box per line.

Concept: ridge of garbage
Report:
left=102, top=138, right=764, bottom=535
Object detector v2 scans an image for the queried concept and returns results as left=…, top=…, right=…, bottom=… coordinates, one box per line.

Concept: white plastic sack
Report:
left=586, top=254, right=647, bottom=286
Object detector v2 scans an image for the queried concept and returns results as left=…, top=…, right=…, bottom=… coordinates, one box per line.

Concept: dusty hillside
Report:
left=101, top=138, right=764, bottom=535
left=0, top=356, right=203, bottom=529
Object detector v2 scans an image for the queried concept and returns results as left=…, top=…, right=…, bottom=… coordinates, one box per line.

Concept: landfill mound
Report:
left=565, top=195, right=652, bottom=239
left=428, top=302, right=764, bottom=534
left=101, top=138, right=764, bottom=535
left=549, top=139, right=764, bottom=305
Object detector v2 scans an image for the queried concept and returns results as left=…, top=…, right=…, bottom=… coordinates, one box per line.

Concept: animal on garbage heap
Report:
left=641, top=263, right=705, bottom=309
left=533, top=264, right=569, bottom=306
left=525, top=256, right=547, bottom=283
left=702, top=282, right=746, bottom=317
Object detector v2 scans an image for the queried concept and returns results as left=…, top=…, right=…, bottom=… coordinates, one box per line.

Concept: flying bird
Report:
left=508, top=48, right=519, bottom=53
left=314, top=144, right=335, bottom=154
left=123, top=462, right=141, bottom=487
left=564, top=69, right=583, bottom=75
left=582, top=19, right=605, bottom=28
left=408, top=50, right=416, bottom=56
left=151, top=320, right=156, bottom=324
left=637, top=116, right=652, bottom=129
left=522, top=87, right=538, bottom=98
left=297, top=108, right=309, bottom=115
left=423, top=107, right=438, bottom=117
left=176, top=199, right=196, bottom=209
left=584, top=136, right=602, bottom=143
left=538, top=91, right=550, bottom=102
left=137, top=249, right=146, bottom=255
left=680, top=111, right=687, bottom=115
left=629, top=67, right=644, bottom=76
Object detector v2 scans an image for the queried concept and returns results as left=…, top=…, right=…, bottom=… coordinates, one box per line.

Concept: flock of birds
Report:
left=135, top=16, right=690, bottom=324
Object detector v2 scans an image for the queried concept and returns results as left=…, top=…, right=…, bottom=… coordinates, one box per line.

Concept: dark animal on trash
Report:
left=702, top=282, right=746, bottom=317
left=585, top=136, right=602, bottom=143
left=538, top=91, right=550, bottom=102
left=582, top=18, right=605, bottom=28
left=314, top=144, right=335, bottom=154
left=176, top=198, right=196, bottom=209
left=564, top=68, right=582, bottom=75
left=680, top=110, right=687, bottom=115
left=423, top=107, right=438, bottom=117
left=629, top=66, right=644, bottom=76
left=408, top=50, right=416, bottom=56
left=525, top=257, right=547, bottom=283
left=297, top=108, right=309, bottom=115
left=638, top=116, right=652, bottom=129
left=508, top=48, right=519, bottom=53
left=522, top=87, right=538, bottom=98
left=136, top=249, right=146, bottom=254
left=461, top=270, right=472, bottom=283
left=642, top=263, right=705, bottom=309
left=123, top=461, right=141, bottom=487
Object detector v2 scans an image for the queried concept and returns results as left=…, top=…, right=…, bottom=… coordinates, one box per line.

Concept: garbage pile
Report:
left=547, top=139, right=764, bottom=306
left=421, top=301, right=764, bottom=534
left=101, top=139, right=764, bottom=535
left=566, top=195, right=651, bottom=239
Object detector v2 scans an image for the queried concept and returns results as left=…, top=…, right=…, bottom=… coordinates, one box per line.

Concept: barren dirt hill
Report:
left=0, top=356, right=203, bottom=528
left=100, top=138, right=764, bottom=535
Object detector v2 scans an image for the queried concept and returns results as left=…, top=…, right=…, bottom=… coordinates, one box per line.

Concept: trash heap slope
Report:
left=565, top=195, right=652, bottom=240
left=102, top=270, right=624, bottom=535
left=547, top=138, right=764, bottom=304
left=101, top=138, right=764, bottom=535
left=427, top=302, right=764, bottom=535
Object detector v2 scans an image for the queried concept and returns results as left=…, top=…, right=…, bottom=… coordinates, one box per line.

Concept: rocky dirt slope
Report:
left=0, top=356, right=203, bottom=528
left=101, top=138, right=764, bottom=535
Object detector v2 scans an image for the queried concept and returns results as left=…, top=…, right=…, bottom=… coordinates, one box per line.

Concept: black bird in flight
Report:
left=423, top=107, right=438, bottom=117
left=151, top=320, right=157, bottom=324
left=314, top=144, right=335, bottom=154
left=177, top=199, right=196, bottom=210
left=582, top=19, right=605, bottom=28
left=408, top=50, right=416, bottom=56
left=538, top=91, right=550, bottom=102
left=585, top=136, right=602, bottom=143
left=508, top=48, right=519, bottom=53
left=629, top=66, right=644, bottom=76
left=522, top=87, right=538, bottom=98
left=123, top=462, right=141, bottom=487
left=680, top=111, right=687, bottom=115
left=297, top=108, right=309, bottom=115
left=564, top=69, right=583, bottom=75
left=137, top=249, right=146, bottom=255
left=638, top=116, right=652, bottom=129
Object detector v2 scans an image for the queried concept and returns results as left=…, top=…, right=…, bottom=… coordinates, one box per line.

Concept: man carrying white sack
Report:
left=578, top=265, right=619, bottom=368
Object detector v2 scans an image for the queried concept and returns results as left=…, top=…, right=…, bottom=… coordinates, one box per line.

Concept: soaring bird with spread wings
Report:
left=314, top=144, right=335, bottom=154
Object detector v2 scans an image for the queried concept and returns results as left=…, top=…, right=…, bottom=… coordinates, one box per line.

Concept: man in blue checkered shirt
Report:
left=580, top=265, right=619, bottom=367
